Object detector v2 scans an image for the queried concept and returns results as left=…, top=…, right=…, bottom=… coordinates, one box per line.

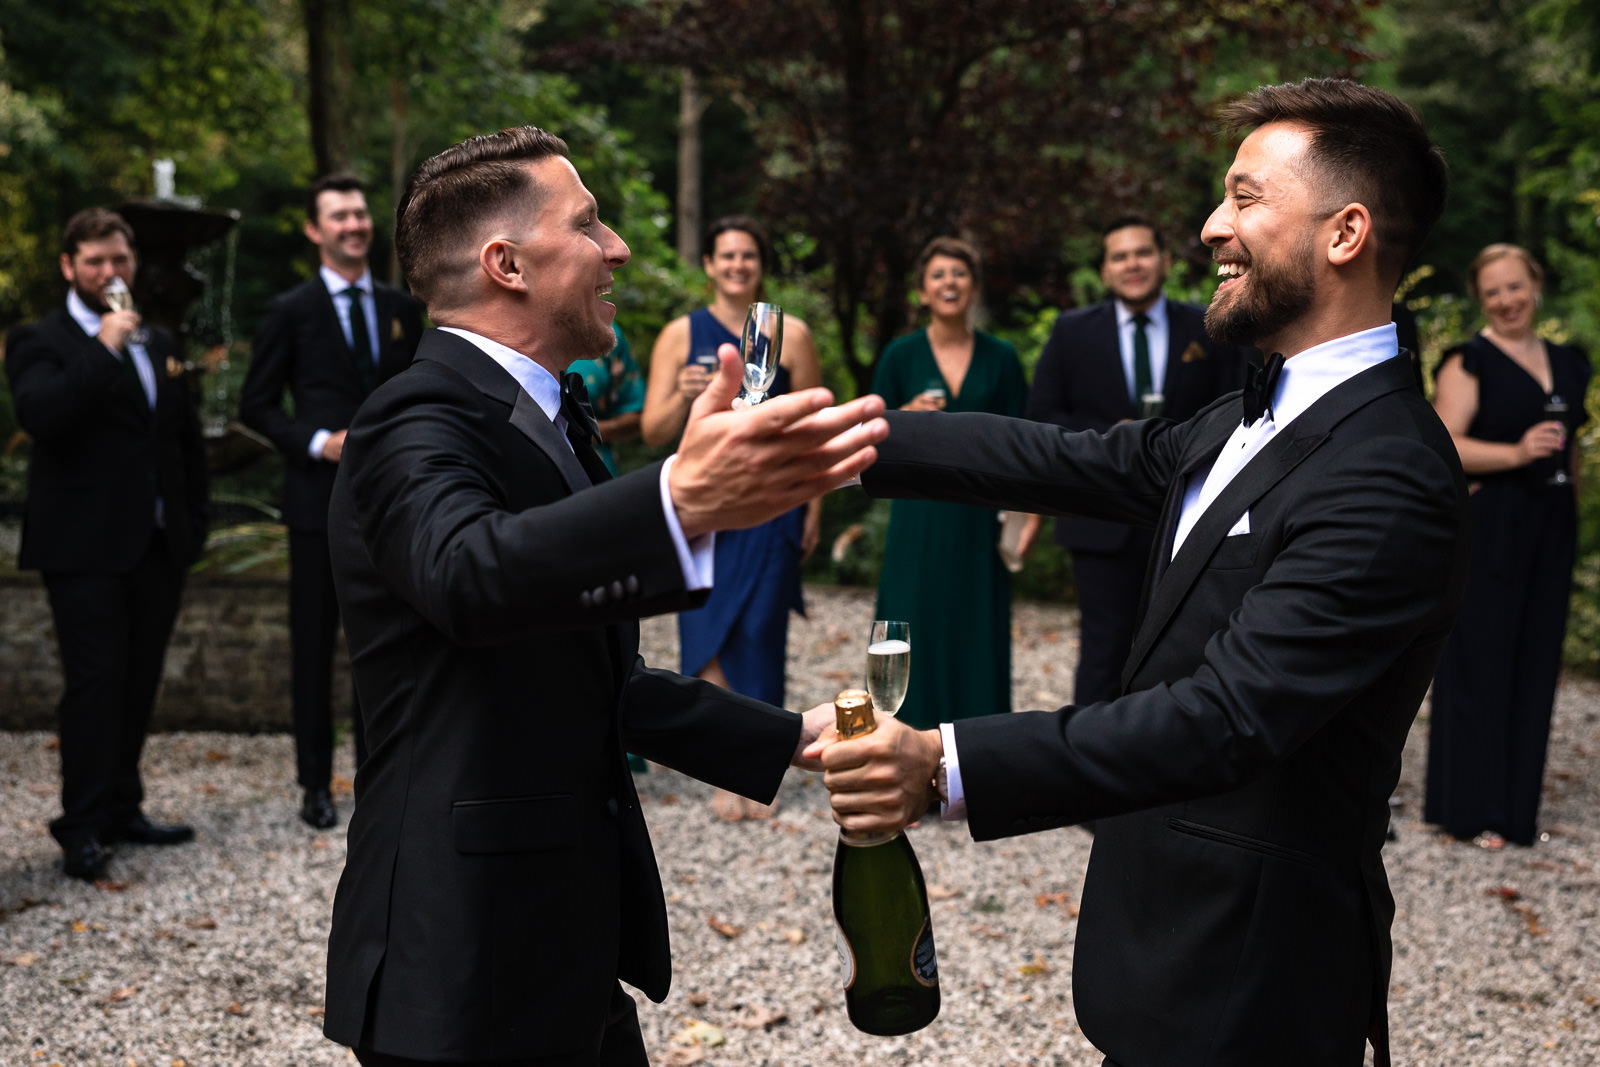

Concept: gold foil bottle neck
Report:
left=835, top=689, right=877, bottom=740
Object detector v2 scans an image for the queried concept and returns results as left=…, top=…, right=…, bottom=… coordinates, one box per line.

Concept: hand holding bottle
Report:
left=809, top=708, right=944, bottom=838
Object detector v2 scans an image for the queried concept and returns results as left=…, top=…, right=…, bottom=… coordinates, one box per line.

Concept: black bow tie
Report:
left=560, top=371, right=602, bottom=447
left=1242, top=352, right=1286, bottom=426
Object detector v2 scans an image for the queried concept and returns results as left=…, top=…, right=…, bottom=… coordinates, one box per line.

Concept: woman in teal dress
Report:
left=872, top=236, right=1039, bottom=729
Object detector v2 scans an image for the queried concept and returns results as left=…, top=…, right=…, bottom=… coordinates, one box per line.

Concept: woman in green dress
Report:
left=872, top=236, right=1039, bottom=729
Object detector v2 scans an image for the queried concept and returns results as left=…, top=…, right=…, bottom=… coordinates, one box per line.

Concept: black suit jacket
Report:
left=322, top=330, right=802, bottom=1061
left=1026, top=298, right=1246, bottom=552
left=239, top=276, right=422, bottom=531
left=6, top=306, right=208, bottom=572
left=864, top=354, right=1468, bottom=1066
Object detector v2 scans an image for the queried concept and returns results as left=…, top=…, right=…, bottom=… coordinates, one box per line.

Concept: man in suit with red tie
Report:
left=1026, top=216, right=1245, bottom=706
left=240, top=175, right=424, bottom=829
left=6, top=208, right=210, bottom=880
left=821, top=80, right=1463, bottom=1067
left=320, top=126, right=886, bottom=1065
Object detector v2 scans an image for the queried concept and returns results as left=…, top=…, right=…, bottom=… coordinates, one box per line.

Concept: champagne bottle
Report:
left=830, top=689, right=940, bottom=1035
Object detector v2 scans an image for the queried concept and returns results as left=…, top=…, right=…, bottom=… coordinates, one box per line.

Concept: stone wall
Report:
left=0, top=572, right=350, bottom=731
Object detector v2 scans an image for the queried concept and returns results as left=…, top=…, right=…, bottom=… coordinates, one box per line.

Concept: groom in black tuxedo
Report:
left=820, top=80, right=1463, bottom=1067
left=321, top=126, right=887, bottom=1065
left=239, top=175, right=423, bottom=829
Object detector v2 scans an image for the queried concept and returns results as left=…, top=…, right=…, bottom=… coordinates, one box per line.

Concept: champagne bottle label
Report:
left=910, top=918, right=938, bottom=987
left=834, top=921, right=857, bottom=990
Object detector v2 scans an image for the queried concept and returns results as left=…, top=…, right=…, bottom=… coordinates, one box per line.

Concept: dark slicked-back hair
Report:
left=1100, top=215, right=1165, bottom=263
left=396, top=125, right=570, bottom=311
left=306, top=173, right=366, bottom=222
left=914, top=235, right=982, bottom=288
left=61, top=208, right=135, bottom=258
left=703, top=215, right=773, bottom=272
left=1220, top=78, right=1448, bottom=287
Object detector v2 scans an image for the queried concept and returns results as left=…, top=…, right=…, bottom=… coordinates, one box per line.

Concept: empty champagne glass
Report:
left=1545, top=394, right=1571, bottom=487
left=739, top=302, right=783, bottom=406
left=866, top=620, right=911, bottom=717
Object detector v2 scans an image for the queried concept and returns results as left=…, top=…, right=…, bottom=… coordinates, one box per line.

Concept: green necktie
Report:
left=1131, top=312, right=1153, bottom=405
left=345, top=287, right=376, bottom=394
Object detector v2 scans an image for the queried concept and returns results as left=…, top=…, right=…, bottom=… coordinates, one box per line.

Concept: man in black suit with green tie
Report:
left=239, top=175, right=424, bottom=829
left=6, top=208, right=210, bottom=880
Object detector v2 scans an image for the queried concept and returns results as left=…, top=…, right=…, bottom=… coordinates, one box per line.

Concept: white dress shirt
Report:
left=308, top=265, right=382, bottom=460
left=439, top=327, right=714, bottom=592
left=939, top=322, right=1401, bottom=821
left=1116, top=296, right=1170, bottom=402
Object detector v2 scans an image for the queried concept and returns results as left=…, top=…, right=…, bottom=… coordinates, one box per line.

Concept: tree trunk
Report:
left=302, top=0, right=353, bottom=176
left=676, top=67, right=705, bottom=264
left=389, top=75, right=408, bottom=286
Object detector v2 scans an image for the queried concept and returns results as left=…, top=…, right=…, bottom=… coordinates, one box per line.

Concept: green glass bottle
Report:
left=831, top=690, right=940, bottom=1036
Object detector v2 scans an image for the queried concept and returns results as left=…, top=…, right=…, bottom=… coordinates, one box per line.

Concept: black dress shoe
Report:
left=301, top=788, right=337, bottom=829
left=109, top=813, right=195, bottom=846
left=61, top=837, right=111, bottom=881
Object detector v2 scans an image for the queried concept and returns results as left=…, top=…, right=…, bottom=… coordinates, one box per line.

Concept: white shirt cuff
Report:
left=660, top=454, right=714, bottom=591
left=938, top=721, right=967, bottom=821
left=308, top=429, right=332, bottom=461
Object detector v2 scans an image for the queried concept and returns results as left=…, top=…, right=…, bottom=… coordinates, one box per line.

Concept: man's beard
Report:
left=1204, top=235, right=1317, bottom=348
left=71, top=280, right=110, bottom=315
left=554, top=304, right=615, bottom=364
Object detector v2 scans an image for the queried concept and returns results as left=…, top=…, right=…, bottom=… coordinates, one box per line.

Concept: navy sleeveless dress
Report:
left=678, top=308, right=806, bottom=705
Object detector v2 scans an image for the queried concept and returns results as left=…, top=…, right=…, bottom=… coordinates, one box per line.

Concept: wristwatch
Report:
left=933, top=757, right=949, bottom=806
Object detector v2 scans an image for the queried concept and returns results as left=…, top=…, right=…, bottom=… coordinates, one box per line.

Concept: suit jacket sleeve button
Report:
left=607, top=797, right=620, bottom=816
left=592, top=585, right=607, bottom=606
left=579, top=590, right=593, bottom=609
left=625, top=575, right=640, bottom=596
left=610, top=579, right=624, bottom=601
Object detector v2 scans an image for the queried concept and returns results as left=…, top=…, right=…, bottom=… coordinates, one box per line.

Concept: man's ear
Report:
left=1327, top=203, right=1372, bottom=268
left=59, top=252, right=74, bottom=283
left=479, top=238, right=529, bottom=294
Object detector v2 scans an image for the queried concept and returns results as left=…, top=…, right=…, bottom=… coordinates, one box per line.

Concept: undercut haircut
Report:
left=1467, top=243, right=1544, bottom=303
left=1100, top=215, right=1166, bottom=263
left=61, top=208, right=135, bottom=259
left=396, top=125, right=571, bottom=311
left=703, top=215, right=773, bottom=272
left=914, top=235, right=982, bottom=288
left=307, top=173, right=366, bottom=222
left=1220, top=78, right=1449, bottom=288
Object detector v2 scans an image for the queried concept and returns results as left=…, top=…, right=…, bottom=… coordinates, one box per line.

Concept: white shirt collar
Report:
left=1115, top=294, right=1167, bottom=330
left=437, top=327, right=561, bottom=423
left=320, top=264, right=373, bottom=298
left=1264, top=322, right=1398, bottom=431
left=66, top=289, right=104, bottom=337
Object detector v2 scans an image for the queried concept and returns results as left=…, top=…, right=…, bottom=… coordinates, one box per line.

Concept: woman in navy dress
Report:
left=1427, top=244, right=1591, bottom=848
left=642, top=216, right=823, bottom=819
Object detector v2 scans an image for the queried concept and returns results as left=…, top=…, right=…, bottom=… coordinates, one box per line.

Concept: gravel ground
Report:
left=1, top=585, right=1597, bottom=1066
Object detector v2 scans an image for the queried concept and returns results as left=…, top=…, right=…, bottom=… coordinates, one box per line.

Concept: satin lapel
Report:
left=509, top=391, right=591, bottom=494
left=1119, top=354, right=1417, bottom=688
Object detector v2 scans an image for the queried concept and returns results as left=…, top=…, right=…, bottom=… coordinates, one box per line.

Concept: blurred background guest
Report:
left=641, top=215, right=822, bottom=818
left=871, top=236, right=1037, bottom=730
left=1426, top=243, right=1590, bottom=848
left=567, top=322, right=645, bottom=477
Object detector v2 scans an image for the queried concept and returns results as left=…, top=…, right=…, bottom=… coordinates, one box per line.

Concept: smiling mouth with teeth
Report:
left=1215, top=262, right=1248, bottom=288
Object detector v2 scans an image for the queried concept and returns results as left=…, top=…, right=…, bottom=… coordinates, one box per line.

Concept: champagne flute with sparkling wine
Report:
left=866, top=620, right=910, bottom=718
left=739, top=302, right=783, bottom=406
left=102, top=277, right=149, bottom=345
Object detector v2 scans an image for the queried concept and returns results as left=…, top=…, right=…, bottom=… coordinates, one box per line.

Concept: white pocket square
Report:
left=1226, top=511, right=1251, bottom=537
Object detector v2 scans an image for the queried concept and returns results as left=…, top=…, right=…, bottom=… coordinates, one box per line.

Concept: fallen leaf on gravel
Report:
left=43, top=737, right=59, bottom=750
left=737, top=1005, right=788, bottom=1029
left=1584, top=994, right=1599, bottom=1007
left=28, top=784, right=53, bottom=796
left=926, top=884, right=962, bottom=900
left=71, top=921, right=88, bottom=933
left=204, top=750, right=229, bottom=763
left=313, top=838, right=331, bottom=850
left=1035, top=891, right=1070, bottom=907
left=1559, top=1018, right=1576, bottom=1030
left=1485, top=886, right=1521, bottom=901
left=672, top=1019, right=724, bottom=1047
left=1510, top=903, right=1547, bottom=936
left=306, top=1006, right=325, bottom=1016
left=7, top=952, right=39, bottom=966
left=199, top=783, right=218, bottom=796
left=687, top=991, right=709, bottom=1007
left=1019, top=958, right=1051, bottom=976
left=1525, top=860, right=1563, bottom=871
left=225, top=1001, right=245, bottom=1015
left=707, top=915, right=742, bottom=938
left=332, top=774, right=354, bottom=797
left=101, top=985, right=138, bottom=1003
left=660, top=794, right=679, bottom=805
left=184, top=918, right=217, bottom=930
left=968, top=924, right=1008, bottom=940
left=173, top=1060, right=187, bottom=1066
left=784, top=928, right=805, bottom=945
left=94, top=879, right=128, bottom=892
left=659, top=1049, right=704, bottom=1066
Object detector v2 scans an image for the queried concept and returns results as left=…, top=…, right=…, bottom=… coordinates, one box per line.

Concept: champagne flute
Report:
left=739, top=302, right=783, bottom=406
left=866, top=620, right=911, bottom=717
left=103, top=277, right=149, bottom=345
left=1545, top=394, right=1571, bottom=487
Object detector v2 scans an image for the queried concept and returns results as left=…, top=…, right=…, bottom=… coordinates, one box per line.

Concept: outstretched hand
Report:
left=804, top=714, right=944, bottom=837
left=669, top=344, right=887, bottom=540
